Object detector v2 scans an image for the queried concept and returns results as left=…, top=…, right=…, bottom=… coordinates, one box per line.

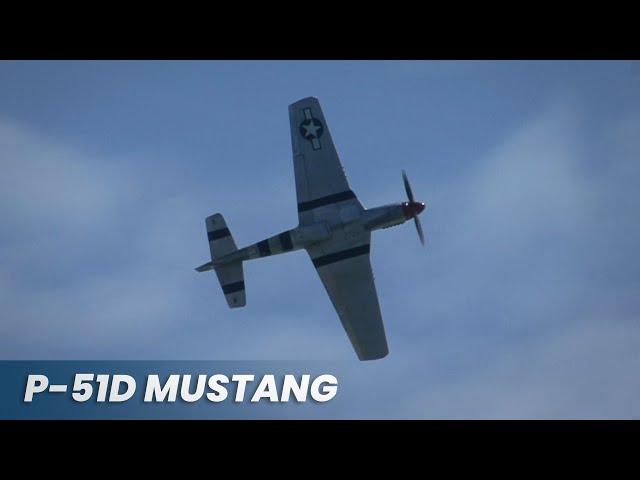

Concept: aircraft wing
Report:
left=306, top=228, right=389, bottom=360
left=289, top=97, right=363, bottom=226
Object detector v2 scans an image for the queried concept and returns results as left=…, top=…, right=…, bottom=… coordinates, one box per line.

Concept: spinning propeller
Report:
left=401, top=170, right=426, bottom=246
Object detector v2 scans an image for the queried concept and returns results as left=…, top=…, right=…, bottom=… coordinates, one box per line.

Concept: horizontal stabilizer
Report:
left=195, top=261, right=214, bottom=272
left=198, top=213, right=246, bottom=308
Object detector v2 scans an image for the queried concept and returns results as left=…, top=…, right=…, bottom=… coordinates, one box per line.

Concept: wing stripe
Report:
left=208, top=228, right=231, bottom=241
left=312, top=244, right=371, bottom=268
left=298, top=190, right=356, bottom=213
left=222, top=281, right=245, bottom=294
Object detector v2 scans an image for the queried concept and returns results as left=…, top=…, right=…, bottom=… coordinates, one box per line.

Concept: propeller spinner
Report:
left=400, top=170, right=426, bottom=246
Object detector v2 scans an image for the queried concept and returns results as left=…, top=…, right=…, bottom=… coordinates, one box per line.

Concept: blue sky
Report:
left=1, top=61, right=639, bottom=418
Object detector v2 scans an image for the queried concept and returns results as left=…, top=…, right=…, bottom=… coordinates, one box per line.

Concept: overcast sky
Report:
left=0, top=61, right=639, bottom=418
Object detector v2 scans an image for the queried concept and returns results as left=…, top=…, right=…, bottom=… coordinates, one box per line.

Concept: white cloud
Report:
left=0, top=118, right=134, bottom=231
left=400, top=316, right=640, bottom=419
left=0, top=118, right=199, bottom=356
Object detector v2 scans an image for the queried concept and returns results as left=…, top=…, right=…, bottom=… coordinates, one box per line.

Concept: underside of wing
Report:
left=307, top=230, right=388, bottom=361
left=289, top=97, right=363, bottom=225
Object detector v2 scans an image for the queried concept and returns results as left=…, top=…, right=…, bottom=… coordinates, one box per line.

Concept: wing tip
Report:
left=357, top=345, right=389, bottom=361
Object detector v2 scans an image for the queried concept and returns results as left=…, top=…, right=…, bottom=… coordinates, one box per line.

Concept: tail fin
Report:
left=197, top=213, right=246, bottom=308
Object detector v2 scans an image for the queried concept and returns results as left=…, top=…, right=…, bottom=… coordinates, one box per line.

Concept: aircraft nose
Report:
left=402, top=201, right=426, bottom=219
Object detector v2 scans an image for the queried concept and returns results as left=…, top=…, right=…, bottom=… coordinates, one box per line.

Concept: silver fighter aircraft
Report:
left=196, top=97, right=426, bottom=360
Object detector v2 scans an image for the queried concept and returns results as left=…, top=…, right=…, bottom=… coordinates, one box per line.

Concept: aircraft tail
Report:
left=196, top=213, right=246, bottom=308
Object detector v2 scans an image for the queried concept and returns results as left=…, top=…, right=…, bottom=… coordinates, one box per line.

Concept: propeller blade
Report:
left=402, top=170, right=414, bottom=203
left=414, top=216, right=425, bottom=246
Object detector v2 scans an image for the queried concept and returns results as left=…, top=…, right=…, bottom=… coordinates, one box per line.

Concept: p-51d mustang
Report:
left=196, top=97, right=426, bottom=361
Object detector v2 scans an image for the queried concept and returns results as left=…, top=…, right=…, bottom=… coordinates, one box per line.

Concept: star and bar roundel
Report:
left=299, top=107, right=323, bottom=150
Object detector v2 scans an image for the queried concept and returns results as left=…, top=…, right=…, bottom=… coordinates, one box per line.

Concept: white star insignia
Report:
left=303, top=121, right=321, bottom=138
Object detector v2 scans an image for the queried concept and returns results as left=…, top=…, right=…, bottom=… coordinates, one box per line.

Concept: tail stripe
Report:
left=279, top=231, right=294, bottom=251
left=221, top=281, right=245, bottom=294
left=208, top=228, right=231, bottom=241
left=257, top=239, right=271, bottom=257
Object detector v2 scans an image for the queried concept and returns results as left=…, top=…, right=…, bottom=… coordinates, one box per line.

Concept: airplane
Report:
left=196, top=97, right=426, bottom=361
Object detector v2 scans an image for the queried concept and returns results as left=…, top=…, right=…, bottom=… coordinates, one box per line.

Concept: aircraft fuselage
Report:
left=213, top=201, right=424, bottom=267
